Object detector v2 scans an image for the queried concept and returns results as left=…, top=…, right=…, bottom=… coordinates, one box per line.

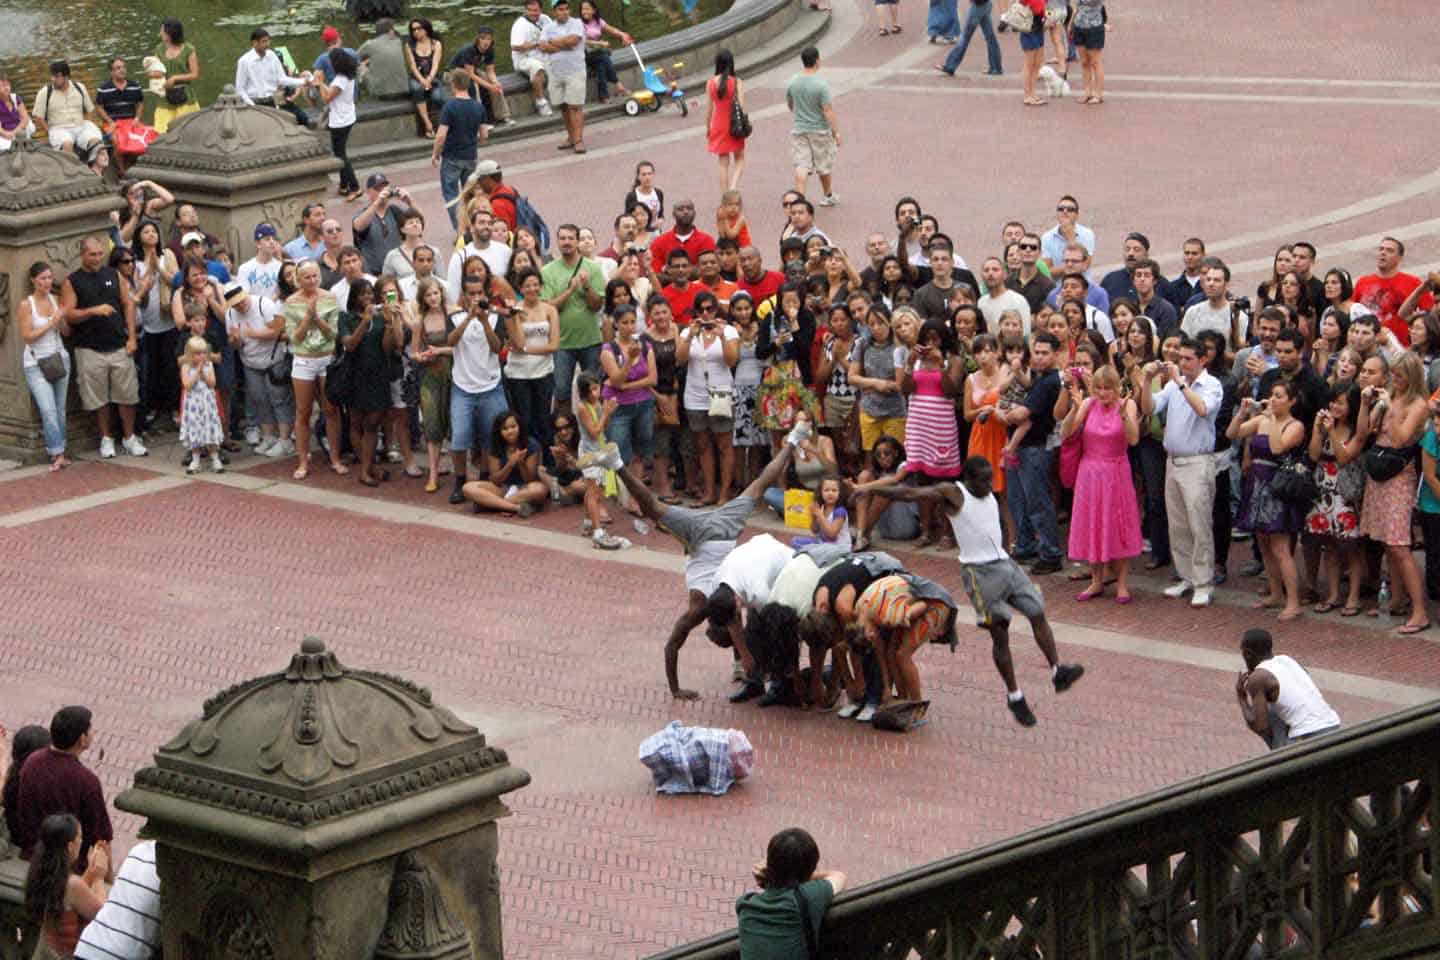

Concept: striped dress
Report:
left=904, top=366, right=961, bottom=478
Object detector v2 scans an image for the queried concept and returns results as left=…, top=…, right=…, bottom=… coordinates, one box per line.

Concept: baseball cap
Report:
left=365, top=172, right=389, bottom=190
left=474, top=159, right=501, bottom=177
left=223, top=284, right=247, bottom=307
left=320, top=26, right=340, bottom=43
left=181, top=231, right=206, bottom=247
left=253, top=223, right=278, bottom=241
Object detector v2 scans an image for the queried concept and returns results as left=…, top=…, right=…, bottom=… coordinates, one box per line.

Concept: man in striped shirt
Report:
left=73, top=841, right=161, bottom=959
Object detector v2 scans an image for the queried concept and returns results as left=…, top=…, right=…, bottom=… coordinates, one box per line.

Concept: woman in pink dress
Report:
left=1061, top=364, right=1143, bottom=603
left=705, top=50, right=747, bottom=193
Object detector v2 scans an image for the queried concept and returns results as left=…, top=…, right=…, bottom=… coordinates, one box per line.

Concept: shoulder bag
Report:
left=324, top=320, right=357, bottom=407
left=703, top=347, right=733, bottom=419
left=37, top=351, right=67, bottom=383
left=1271, top=453, right=1319, bottom=505
left=1001, top=1, right=1035, bottom=32
left=727, top=80, right=752, bottom=140
left=1363, top=444, right=1415, bottom=483
left=266, top=337, right=293, bottom=387
left=792, top=885, right=819, bottom=960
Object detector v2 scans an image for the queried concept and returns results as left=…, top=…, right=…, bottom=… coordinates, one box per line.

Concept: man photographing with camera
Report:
left=445, top=278, right=509, bottom=502
left=352, top=172, right=414, bottom=275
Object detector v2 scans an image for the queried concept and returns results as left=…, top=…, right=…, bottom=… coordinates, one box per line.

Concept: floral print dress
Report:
left=1304, top=432, right=1363, bottom=540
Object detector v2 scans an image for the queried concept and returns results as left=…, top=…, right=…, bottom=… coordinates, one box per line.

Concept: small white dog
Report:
left=1038, top=64, right=1071, bottom=98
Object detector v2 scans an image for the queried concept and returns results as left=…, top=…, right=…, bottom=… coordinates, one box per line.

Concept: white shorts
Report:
left=548, top=73, right=586, bottom=107
left=514, top=56, right=547, bottom=80
left=291, top=353, right=332, bottom=382
left=48, top=122, right=102, bottom=152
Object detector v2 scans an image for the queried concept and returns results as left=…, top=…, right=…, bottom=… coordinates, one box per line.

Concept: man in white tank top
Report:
left=852, top=455, right=1085, bottom=727
left=1237, top=629, right=1341, bottom=750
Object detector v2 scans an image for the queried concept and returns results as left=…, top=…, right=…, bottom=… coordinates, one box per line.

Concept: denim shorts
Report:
left=1072, top=24, right=1105, bottom=49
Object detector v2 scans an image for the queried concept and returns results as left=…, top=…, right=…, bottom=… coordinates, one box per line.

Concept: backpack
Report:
left=494, top=184, right=550, bottom=255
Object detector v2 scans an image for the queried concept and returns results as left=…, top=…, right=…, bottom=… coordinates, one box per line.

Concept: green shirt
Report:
left=156, top=42, right=197, bottom=105
left=735, top=879, right=833, bottom=960
left=541, top=257, right=605, bottom=350
left=1421, top=427, right=1440, bottom=515
left=785, top=72, right=832, bottom=135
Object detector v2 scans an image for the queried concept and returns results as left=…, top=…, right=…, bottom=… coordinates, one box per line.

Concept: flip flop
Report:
left=292, top=466, right=309, bottom=481
left=658, top=494, right=683, bottom=505
left=1277, top=609, right=1303, bottom=622
left=404, top=465, right=424, bottom=478
left=1024, top=98, right=1048, bottom=106
left=359, top=475, right=380, bottom=487
left=1339, top=605, right=1362, bottom=617
left=1397, top=622, right=1431, bottom=635
left=1312, top=601, right=1338, bottom=614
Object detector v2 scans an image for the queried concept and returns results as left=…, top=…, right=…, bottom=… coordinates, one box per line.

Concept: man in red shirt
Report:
left=649, top=199, right=715, bottom=274
left=737, top=245, right=784, bottom=303
left=696, top=249, right=737, bottom=312
left=661, top=249, right=700, bottom=326
left=1353, top=236, right=1431, bottom=345
left=14, top=706, right=113, bottom=864
left=470, top=159, right=518, bottom=232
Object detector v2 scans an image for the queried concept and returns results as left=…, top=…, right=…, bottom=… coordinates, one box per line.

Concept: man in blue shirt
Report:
left=1004, top=332, right=1064, bottom=574
left=284, top=203, right=328, bottom=261
left=171, top=232, right=231, bottom=290
left=1044, top=242, right=1110, bottom=313
left=1138, top=337, right=1224, bottom=608
left=432, top=70, right=489, bottom=228
left=1100, top=231, right=1151, bottom=304
left=312, top=26, right=357, bottom=83
left=1040, top=194, right=1095, bottom=270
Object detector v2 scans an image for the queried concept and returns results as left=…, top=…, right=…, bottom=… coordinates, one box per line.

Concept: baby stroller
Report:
left=622, top=44, right=687, bottom=117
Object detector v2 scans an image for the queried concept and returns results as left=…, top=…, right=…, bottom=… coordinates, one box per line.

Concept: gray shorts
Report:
left=686, top=408, right=734, bottom=434
left=660, top=495, right=756, bottom=550
left=960, top=558, right=1044, bottom=627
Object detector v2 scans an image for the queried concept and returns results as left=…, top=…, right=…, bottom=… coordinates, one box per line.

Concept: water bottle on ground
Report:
left=1377, top=577, right=1391, bottom=625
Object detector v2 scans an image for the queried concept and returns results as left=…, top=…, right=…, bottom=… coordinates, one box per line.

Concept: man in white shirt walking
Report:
left=235, top=28, right=309, bottom=124
left=853, top=456, right=1085, bottom=727
left=1236, top=629, right=1341, bottom=750
left=1138, top=337, right=1224, bottom=607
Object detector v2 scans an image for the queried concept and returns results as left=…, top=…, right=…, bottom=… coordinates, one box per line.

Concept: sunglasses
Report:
left=1057, top=205, right=1078, bottom=213
left=698, top=304, right=717, bottom=312
left=1018, top=243, right=1038, bottom=251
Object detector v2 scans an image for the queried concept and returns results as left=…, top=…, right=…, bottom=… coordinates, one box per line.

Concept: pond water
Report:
left=0, top=0, right=726, bottom=105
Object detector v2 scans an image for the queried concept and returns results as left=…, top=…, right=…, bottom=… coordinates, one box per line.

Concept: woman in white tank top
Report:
left=17, top=261, right=72, bottom=470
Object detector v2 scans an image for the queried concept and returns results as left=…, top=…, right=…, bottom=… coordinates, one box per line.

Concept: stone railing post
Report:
left=0, top=141, right=122, bottom=462
left=127, top=86, right=340, bottom=265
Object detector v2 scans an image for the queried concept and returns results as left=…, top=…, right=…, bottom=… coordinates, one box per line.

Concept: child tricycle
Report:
left=622, top=44, right=687, bottom=117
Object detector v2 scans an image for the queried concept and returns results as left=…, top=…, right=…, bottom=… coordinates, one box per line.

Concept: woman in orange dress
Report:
left=963, top=333, right=1011, bottom=542
left=704, top=49, right=747, bottom=194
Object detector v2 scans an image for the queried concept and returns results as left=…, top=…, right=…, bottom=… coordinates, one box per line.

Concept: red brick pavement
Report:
left=0, top=479, right=1406, bottom=957
left=0, top=462, right=153, bottom=516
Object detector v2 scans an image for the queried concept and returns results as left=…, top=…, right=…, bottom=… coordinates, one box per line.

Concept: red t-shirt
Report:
left=487, top=184, right=519, bottom=233
left=649, top=228, right=716, bottom=275
left=738, top=269, right=784, bottom=303
left=661, top=281, right=700, bottom=327
left=1353, top=272, right=1431, bottom=344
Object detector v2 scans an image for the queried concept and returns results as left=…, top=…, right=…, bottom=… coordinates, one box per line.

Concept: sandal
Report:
left=404, top=465, right=424, bottom=478
left=880, top=26, right=891, bottom=34
left=892, top=24, right=901, bottom=32
left=1024, top=98, right=1049, bottom=106
left=1339, top=605, right=1362, bottom=617
left=359, top=475, right=380, bottom=488
left=424, top=479, right=439, bottom=493
left=658, top=493, right=683, bottom=505
left=1397, top=621, right=1431, bottom=635
left=1312, top=601, right=1338, bottom=614
left=1277, top=609, right=1303, bottom=622
left=293, top=466, right=309, bottom=481
left=330, top=462, right=350, bottom=475
left=915, top=533, right=938, bottom=549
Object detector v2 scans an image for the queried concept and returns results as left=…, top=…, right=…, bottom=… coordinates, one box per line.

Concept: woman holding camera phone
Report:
left=338, top=277, right=404, bottom=487
left=677, top=291, right=740, bottom=504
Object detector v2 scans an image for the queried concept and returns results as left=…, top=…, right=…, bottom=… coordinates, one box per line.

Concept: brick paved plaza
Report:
left=5, top=0, right=1440, bottom=956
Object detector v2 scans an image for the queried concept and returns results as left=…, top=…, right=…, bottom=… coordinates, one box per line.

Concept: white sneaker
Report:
left=1162, top=579, right=1193, bottom=599
left=386, top=446, right=404, bottom=464
left=536, top=100, right=553, bottom=117
left=836, top=701, right=861, bottom=719
left=245, top=426, right=262, bottom=446
left=210, top=454, right=225, bottom=474
left=1191, top=588, right=1213, bottom=607
left=266, top=439, right=296, bottom=458
left=185, top=454, right=200, bottom=474
left=99, top=436, right=117, bottom=459
left=817, top=193, right=840, bottom=207
left=121, top=434, right=148, bottom=457
left=254, top=436, right=277, bottom=456
left=855, top=704, right=877, bottom=722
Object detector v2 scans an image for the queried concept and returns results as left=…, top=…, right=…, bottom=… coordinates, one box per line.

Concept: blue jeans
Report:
left=24, top=359, right=70, bottom=456
left=553, top=344, right=602, bottom=405
left=608, top=399, right=656, bottom=463
left=440, top=157, right=475, bottom=229
left=449, top=383, right=508, bottom=454
left=1006, top=444, right=1060, bottom=562
left=944, top=1, right=1002, bottom=72
left=507, top=375, right=554, bottom=450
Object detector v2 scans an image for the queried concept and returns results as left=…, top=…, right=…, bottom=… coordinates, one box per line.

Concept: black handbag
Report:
left=1364, top=444, right=1415, bottom=483
left=324, top=344, right=355, bottom=407
left=1271, top=454, right=1318, bottom=505
left=36, top=351, right=67, bottom=383
left=728, top=93, right=752, bottom=140
left=164, top=84, right=188, bottom=106
left=266, top=339, right=292, bottom=387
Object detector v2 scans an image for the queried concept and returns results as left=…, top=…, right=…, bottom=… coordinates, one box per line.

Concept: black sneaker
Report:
left=728, top=680, right=765, bottom=704
left=756, top=683, right=784, bottom=707
left=1052, top=663, right=1085, bottom=693
left=1007, top=696, right=1037, bottom=727
left=449, top=478, right=466, bottom=505
left=1029, top=557, right=1062, bottom=575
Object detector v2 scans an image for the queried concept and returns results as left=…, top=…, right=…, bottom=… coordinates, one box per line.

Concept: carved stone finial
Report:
left=374, top=853, right=472, bottom=959
left=0, top=138, right=114, bottom=213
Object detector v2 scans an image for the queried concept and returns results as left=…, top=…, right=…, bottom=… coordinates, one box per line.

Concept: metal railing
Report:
left=650, top=700, right=1440, bottom=960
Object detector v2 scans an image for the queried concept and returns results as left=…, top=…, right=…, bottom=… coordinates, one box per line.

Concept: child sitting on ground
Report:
left=792, top=477, right=851, bottom=549
left=736, top=828, right=846, bottom=960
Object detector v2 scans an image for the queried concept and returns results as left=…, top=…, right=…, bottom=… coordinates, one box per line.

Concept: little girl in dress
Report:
left=178, top=335, right=224, bottom=474
left=792, top=477, right=852, bottom=549
left=997, top=336, right=1032, bottom=470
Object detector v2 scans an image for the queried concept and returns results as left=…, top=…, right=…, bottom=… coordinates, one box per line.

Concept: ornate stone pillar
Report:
left=116, top=637, right=530, bottom=960
left=0, top=142, right=121, bottom=462
left=127, top=87, right=340, bottom=265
